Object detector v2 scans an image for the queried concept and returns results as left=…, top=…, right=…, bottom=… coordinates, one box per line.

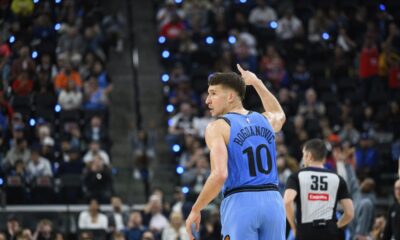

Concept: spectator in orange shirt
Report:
left=54, top=62, right=82, bottom=92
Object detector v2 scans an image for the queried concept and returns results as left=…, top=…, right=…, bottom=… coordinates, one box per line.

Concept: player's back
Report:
left=219, top=111, right=278, bottom=195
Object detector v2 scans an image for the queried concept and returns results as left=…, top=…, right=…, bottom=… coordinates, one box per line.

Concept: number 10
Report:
left=242, top=144, right=273, bottom=177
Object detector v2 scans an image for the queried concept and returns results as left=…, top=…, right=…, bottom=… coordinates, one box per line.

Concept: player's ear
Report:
left=227, top=90, right=235, bottom=102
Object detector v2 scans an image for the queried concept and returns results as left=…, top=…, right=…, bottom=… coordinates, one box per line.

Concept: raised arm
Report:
left=237, top=64, right=286, bottom=132
left=186, top=119, right=229, bottom=239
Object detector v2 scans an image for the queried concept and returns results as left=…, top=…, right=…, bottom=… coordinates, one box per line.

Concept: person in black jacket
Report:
left=383, top=179, right=400, bottom=240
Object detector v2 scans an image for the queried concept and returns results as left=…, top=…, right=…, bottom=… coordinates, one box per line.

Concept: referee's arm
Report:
left=284, top=189, right=298, bottom=236
left=337, top=176, right=355, bottom=229
left=337, top=198, right=354, bottom=228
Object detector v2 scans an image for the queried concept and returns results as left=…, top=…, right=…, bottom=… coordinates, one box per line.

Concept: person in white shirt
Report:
left=276, top=9, right=304, bottom=40
left=58, top=79, right=83, bottom=111
left=145, top=195, right=169, bottom=234
left=83, top=140, right=110, bottom=165
left=78, top=199, right=108, bottom=229
left=248, top=0, right=277, bottom=27
left=26, top=147, right=53, bottom=182
left=162, top=211, right=189, bottom=240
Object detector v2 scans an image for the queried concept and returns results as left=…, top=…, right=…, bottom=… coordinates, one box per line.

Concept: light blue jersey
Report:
left=218, top=111, right=285, bottom=240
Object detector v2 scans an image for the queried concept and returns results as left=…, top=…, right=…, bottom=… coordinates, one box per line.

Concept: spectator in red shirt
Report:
left=359, top=38, right=379, bottom=79
left=11, top=46, right=35, bottom=81
left=160, top=13, right=185, bottom=40
left=388, top=61, right=400, bottom=89
left=12, top=71, right=33, bottom=96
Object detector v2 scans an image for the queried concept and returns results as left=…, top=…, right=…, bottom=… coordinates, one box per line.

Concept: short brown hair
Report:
left=303, top=139, right=327, bottom=161
left=208, top=72, right=246, bottom=100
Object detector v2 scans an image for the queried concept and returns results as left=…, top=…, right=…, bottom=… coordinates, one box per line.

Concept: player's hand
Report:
left=237, top=64, right=260, bottom=86
left=186, top=209, right=201, bottom=240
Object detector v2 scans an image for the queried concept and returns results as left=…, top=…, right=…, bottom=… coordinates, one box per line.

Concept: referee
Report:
left=284, top=139, right=354, bottom=240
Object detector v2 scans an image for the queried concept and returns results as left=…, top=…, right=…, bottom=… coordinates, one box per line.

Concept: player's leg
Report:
left=220, top=193, right=259, bottom=240
left=258, top=191, right=286, bottom=240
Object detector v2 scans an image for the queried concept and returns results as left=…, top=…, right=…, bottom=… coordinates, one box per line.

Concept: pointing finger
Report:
left=237, top=64, right=244, bottom=74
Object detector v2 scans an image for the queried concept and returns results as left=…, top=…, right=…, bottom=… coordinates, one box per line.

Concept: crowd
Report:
left=158, top=0, right=400, bottom=239
left=0, top=192, right=195, bottom=240
left=0, top=0, right=400, bottom=239
left=0, top=0, right=124, bottom=204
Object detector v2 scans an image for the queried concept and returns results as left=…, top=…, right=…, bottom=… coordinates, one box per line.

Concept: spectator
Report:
left=83, top=75, right=108, bottom=110
left=112, top=232, right=125, bottom=240
left=10, top=0, right=34, bottom=17
left=330, top=144, right=359, bottom=198
left=83, top=140, right=110, bottom=165
left=78, top=199, right=108, bottom=230
left=57, top=25, right=85, bottom=54
left=181, top=155, right=210, bottom=195
left=276, top=8, right=304, bottom=40
left=11, top=71, right=33, bottom=96
left=32, top=219, right=63, bottom=240
left=82, top=154, right=113, bottom=203
left=122, top=211, right=146, bottom=240
left=58, top=79, right=83, bottom=111
left=11, top=46, right=35, bottom=81
left=92, top=60, right=113, bottom=94
left=383, top=179, right=400, bottom=240
left=54, top=62, right=82, bottom=92
left=234, top=39, right=257, bottom=73
left=339, top=120, right=361, bottom=145
left=4, top=215, right=21, bottom=240
left=107, top=196, right=128, bottom=232
left=26, top=146, right=53, bottom=182
left=156, top=0, right=184, bottom=29
left=168, top=102, right=195, bottom=138
left=370, top=214, right=386, bottom=240
left=3, top=138, right=30, bottom=172
left=140, top=231, right=155, bottom=240
left=291, top=59, right=311, bottom=91
left=142, top=195, right=169, bottom=235
left=161, top=211, right=189, bottom=240
left=355, top=133, right=378, bottom=178
left=359, top=38, right=379, bottom=97
left=277, top=154, right=292, bottom=194
left=36, top=53, right=58, bottom=80
left=160, top=13, right=185, bottom=40
left=248, top=0, right=277, bottom=28
left=84, top=116, right=109, bottom=145
left=192, top=108, right=213, bottom=138
left=199, top=207, right=221, bottom=240
left=297, top=88, right=325, bottom=137
left=56, top=146, right=85, bottom=176
left=336, top=27, right=356, bottom=53
left=351, top=178, right=376, bottom=239
left=259, top=45, right=287, bottom=87
left=308, top=9, right=331, bottom=43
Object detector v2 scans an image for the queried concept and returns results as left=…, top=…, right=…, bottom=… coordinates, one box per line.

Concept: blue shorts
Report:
left=220, top=190, right=286, bottom=240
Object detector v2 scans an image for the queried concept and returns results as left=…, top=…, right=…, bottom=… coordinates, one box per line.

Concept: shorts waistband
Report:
left=223, top=184, right=279, bottom=198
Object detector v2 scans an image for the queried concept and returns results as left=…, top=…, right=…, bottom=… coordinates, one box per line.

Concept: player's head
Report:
left=206, top=72, right=246, bottom=116
left=302, top=139, right=327, bottom=166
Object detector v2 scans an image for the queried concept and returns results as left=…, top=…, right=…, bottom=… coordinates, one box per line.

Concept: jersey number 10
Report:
left=242, top=144, right=273, bottom=177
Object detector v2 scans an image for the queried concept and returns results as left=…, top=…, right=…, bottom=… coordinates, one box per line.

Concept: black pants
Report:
left=297, top=221, right=345, bottom=240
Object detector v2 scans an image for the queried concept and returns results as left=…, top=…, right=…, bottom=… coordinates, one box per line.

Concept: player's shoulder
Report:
left=205, top=118, right=230, bottom=135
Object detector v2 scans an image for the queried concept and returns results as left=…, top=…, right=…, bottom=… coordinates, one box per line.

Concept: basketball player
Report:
left=185, top=64, right=286, bottom=239
left=284, top=139, right=354, bottom=240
